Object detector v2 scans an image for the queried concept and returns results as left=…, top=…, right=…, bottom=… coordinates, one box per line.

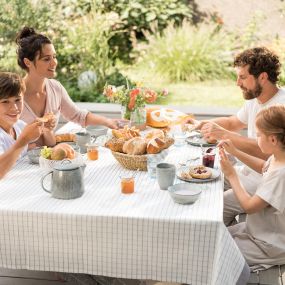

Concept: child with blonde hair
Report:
left=0, top=72, right=55, bottom=179
left=219, top=104, right=285, bottom=270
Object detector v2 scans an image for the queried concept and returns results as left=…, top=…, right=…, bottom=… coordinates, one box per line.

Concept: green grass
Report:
left=122, top=65, right=243, bottom=108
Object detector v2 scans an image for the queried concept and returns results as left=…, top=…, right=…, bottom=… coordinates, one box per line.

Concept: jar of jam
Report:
left=87, top=144, right=98, bottom=160
left=120, top=176, right=135, bottom=194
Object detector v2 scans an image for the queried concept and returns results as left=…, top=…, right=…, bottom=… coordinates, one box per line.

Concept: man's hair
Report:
left=0, top=72, right=25, bottom=99
left=233, top=47, right=281, bottom=84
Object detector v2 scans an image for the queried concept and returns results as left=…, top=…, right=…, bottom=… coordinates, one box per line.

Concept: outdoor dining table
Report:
left=0, top=122, right=249, bottom=285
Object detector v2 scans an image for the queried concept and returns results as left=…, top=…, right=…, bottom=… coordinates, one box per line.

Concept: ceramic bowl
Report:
left=168, top=183, right=201, bottom=205
left=39, top=152, right=84, bottom=170
left=86, top=125, right=108, bottom=137
left=27, top=147, right=43, bottom=164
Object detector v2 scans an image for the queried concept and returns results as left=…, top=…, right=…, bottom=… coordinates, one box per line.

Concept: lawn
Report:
left=123, top=66, right=243, bottom=109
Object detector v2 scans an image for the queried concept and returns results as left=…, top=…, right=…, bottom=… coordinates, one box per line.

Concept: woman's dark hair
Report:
left=233, top=47, right=281, bottom=84
left=15, top=26, right=52, bottom=70
left=0, top=72, right=25, bottom=99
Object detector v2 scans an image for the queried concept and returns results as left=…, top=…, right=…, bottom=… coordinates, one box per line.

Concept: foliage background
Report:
left=0, top=0, right=284, bottom=108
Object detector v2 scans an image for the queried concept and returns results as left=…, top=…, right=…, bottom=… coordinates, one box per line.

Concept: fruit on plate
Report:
left=40, top=146, right=52, bottom=159
left=41, top=143, right=75, bottom=160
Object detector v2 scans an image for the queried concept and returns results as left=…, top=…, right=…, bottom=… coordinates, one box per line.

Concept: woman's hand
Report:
left=219, top=147, right=237, bottom=179
left=43, top=113, right=56, bottom=130
left=106, top=118, right=128, bottom=129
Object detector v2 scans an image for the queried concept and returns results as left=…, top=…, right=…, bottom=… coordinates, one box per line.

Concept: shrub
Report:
left=98, top=0, right=195, bottom=62
left=140, top=22, right=233, bottom=82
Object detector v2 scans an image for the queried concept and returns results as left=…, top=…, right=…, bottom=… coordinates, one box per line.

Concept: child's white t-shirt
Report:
left=0, top=120, right=27, bottom=158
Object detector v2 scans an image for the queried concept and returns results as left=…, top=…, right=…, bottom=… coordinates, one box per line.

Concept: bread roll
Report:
left=147, top=137, right=166, bottom=154
left=122, top=137, right=147, bottom=155
left=105, top=137, right=125, bottom=153
left=163, top=136, right=175, bottom=149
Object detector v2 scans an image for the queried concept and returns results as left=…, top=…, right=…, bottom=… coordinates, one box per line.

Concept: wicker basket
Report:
left=111, top=151, right=147, bottom=171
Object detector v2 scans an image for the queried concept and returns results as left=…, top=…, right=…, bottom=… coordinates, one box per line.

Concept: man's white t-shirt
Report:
left=237, top=88, right=285, bottom=139
left=0, top=120, right=27, bottom=158
left=235, top=88, right=285, bottom=194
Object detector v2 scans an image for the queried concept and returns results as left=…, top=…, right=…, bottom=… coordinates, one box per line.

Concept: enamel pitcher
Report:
left=41, top=162, right=85, bottom=199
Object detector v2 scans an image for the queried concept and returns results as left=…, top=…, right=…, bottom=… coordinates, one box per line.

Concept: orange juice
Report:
left=87, top=148, right=98, bottom=160
left=121, top=177, right=134, bottom=194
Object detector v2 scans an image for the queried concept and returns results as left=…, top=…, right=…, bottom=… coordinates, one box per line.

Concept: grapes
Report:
left=40, top=146, right=52, bottom=159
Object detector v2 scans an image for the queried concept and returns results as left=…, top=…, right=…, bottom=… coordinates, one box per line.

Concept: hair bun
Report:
left=15, top=26, right=36, bottom=43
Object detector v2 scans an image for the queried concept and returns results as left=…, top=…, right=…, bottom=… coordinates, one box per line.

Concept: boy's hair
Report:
left=15, top=26, right=51, bottom=71
left=0, top=72, right=25, bottom=99
left=234, top=47, right=281, bottom=84
left=256, top=104, right=285, bottom=149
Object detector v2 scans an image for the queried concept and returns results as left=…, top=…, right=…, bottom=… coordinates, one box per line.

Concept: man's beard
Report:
left=242, top=83, right=262, bottom=100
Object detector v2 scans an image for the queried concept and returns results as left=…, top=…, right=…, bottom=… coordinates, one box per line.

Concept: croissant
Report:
left=55, top=133, right=75, bottom=143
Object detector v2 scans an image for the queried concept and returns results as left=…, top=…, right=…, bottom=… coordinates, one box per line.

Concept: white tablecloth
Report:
left=0, top=124, right=247, bottom=285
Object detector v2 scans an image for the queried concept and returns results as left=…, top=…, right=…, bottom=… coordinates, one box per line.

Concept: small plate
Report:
left=177, top=166, right=220, bottom=183
left=186, top=136, right=217, bottom=147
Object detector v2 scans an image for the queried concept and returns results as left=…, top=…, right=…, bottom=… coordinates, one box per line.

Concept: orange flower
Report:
left=144, top=89, right=157, bottom=103
left=103, top=85, right=116, bottom=98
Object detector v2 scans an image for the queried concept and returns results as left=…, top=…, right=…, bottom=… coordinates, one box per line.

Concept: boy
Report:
left=0, top=72, right=55, bottom=179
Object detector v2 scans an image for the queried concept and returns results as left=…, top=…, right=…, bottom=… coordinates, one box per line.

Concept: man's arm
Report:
left=201, top=116, right=268, bottom=160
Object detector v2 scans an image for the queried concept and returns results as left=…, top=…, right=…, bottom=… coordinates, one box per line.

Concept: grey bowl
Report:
left=27, top=147, right=43, bottom=164
left=168, top=183, right=202, bottom=205
left=86, top=125, right=108, bottom=137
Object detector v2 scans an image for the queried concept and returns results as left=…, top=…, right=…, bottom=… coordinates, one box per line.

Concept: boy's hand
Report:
left=18, top=121, right=44, bottom=146
left=219, top=147, right=237, bottom=179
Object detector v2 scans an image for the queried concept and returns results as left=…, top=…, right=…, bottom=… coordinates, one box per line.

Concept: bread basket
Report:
left=111, top=151, right=147, bottom=170
left=111, top=149, right=169, bottom=171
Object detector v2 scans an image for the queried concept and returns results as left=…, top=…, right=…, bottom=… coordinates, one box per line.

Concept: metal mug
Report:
left=156, top=163, right=176, bottom=190
left=41, top=162, right=85, bottom=199
left=75, top=131, right=91, bottom=153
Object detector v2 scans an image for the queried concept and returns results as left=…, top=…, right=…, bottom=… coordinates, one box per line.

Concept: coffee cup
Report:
left=156, top=163, right=176, bottom=190
left=75, top=131, right=91, bottom=153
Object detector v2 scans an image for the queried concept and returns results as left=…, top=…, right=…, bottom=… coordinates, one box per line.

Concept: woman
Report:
left=16, top=26, right=120, bottom=145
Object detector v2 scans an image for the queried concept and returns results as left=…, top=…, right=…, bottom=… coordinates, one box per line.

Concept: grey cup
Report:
left=75, top=131, right=91, bottom=153
left=156, top=163, right=176, bottom=190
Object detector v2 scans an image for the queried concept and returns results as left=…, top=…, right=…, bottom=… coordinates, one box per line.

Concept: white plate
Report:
left=177, top=166, right=220, bottom=183
left=186, top=136, right=217, bottom=147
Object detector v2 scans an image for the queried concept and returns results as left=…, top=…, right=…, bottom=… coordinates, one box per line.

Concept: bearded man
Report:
left=186, top=47, right=285, bottom=225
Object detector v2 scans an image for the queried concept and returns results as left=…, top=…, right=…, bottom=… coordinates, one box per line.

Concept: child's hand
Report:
left=18, top=121, right=44, bottom=145
left=36, top=113, right=56, bottom=131
left=219, top=147, right=237, bottom=179
left=218, top=139, right=237, bottom=155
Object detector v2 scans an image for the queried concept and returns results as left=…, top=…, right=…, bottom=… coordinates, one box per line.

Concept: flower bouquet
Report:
left=103, top=81, right=168, bottom=129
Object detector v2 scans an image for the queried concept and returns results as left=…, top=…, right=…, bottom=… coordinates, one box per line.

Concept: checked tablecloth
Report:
left=0, top=130, right=246, bottom=285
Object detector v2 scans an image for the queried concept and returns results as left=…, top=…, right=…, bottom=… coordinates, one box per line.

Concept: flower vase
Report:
left=121, top=106, right=146, bottom=130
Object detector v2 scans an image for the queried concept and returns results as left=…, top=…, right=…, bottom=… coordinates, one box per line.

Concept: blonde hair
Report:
left=255, top=104, right=285, bottom=149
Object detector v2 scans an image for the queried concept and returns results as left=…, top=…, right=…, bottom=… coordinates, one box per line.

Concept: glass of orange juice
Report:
left=87, top=144, right=99, bottom=160
left=120, top=175, right=135, bottom=194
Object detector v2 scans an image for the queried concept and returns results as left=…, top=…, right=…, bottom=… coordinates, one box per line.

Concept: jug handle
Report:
left=41, top=171, right=53, bottom=193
